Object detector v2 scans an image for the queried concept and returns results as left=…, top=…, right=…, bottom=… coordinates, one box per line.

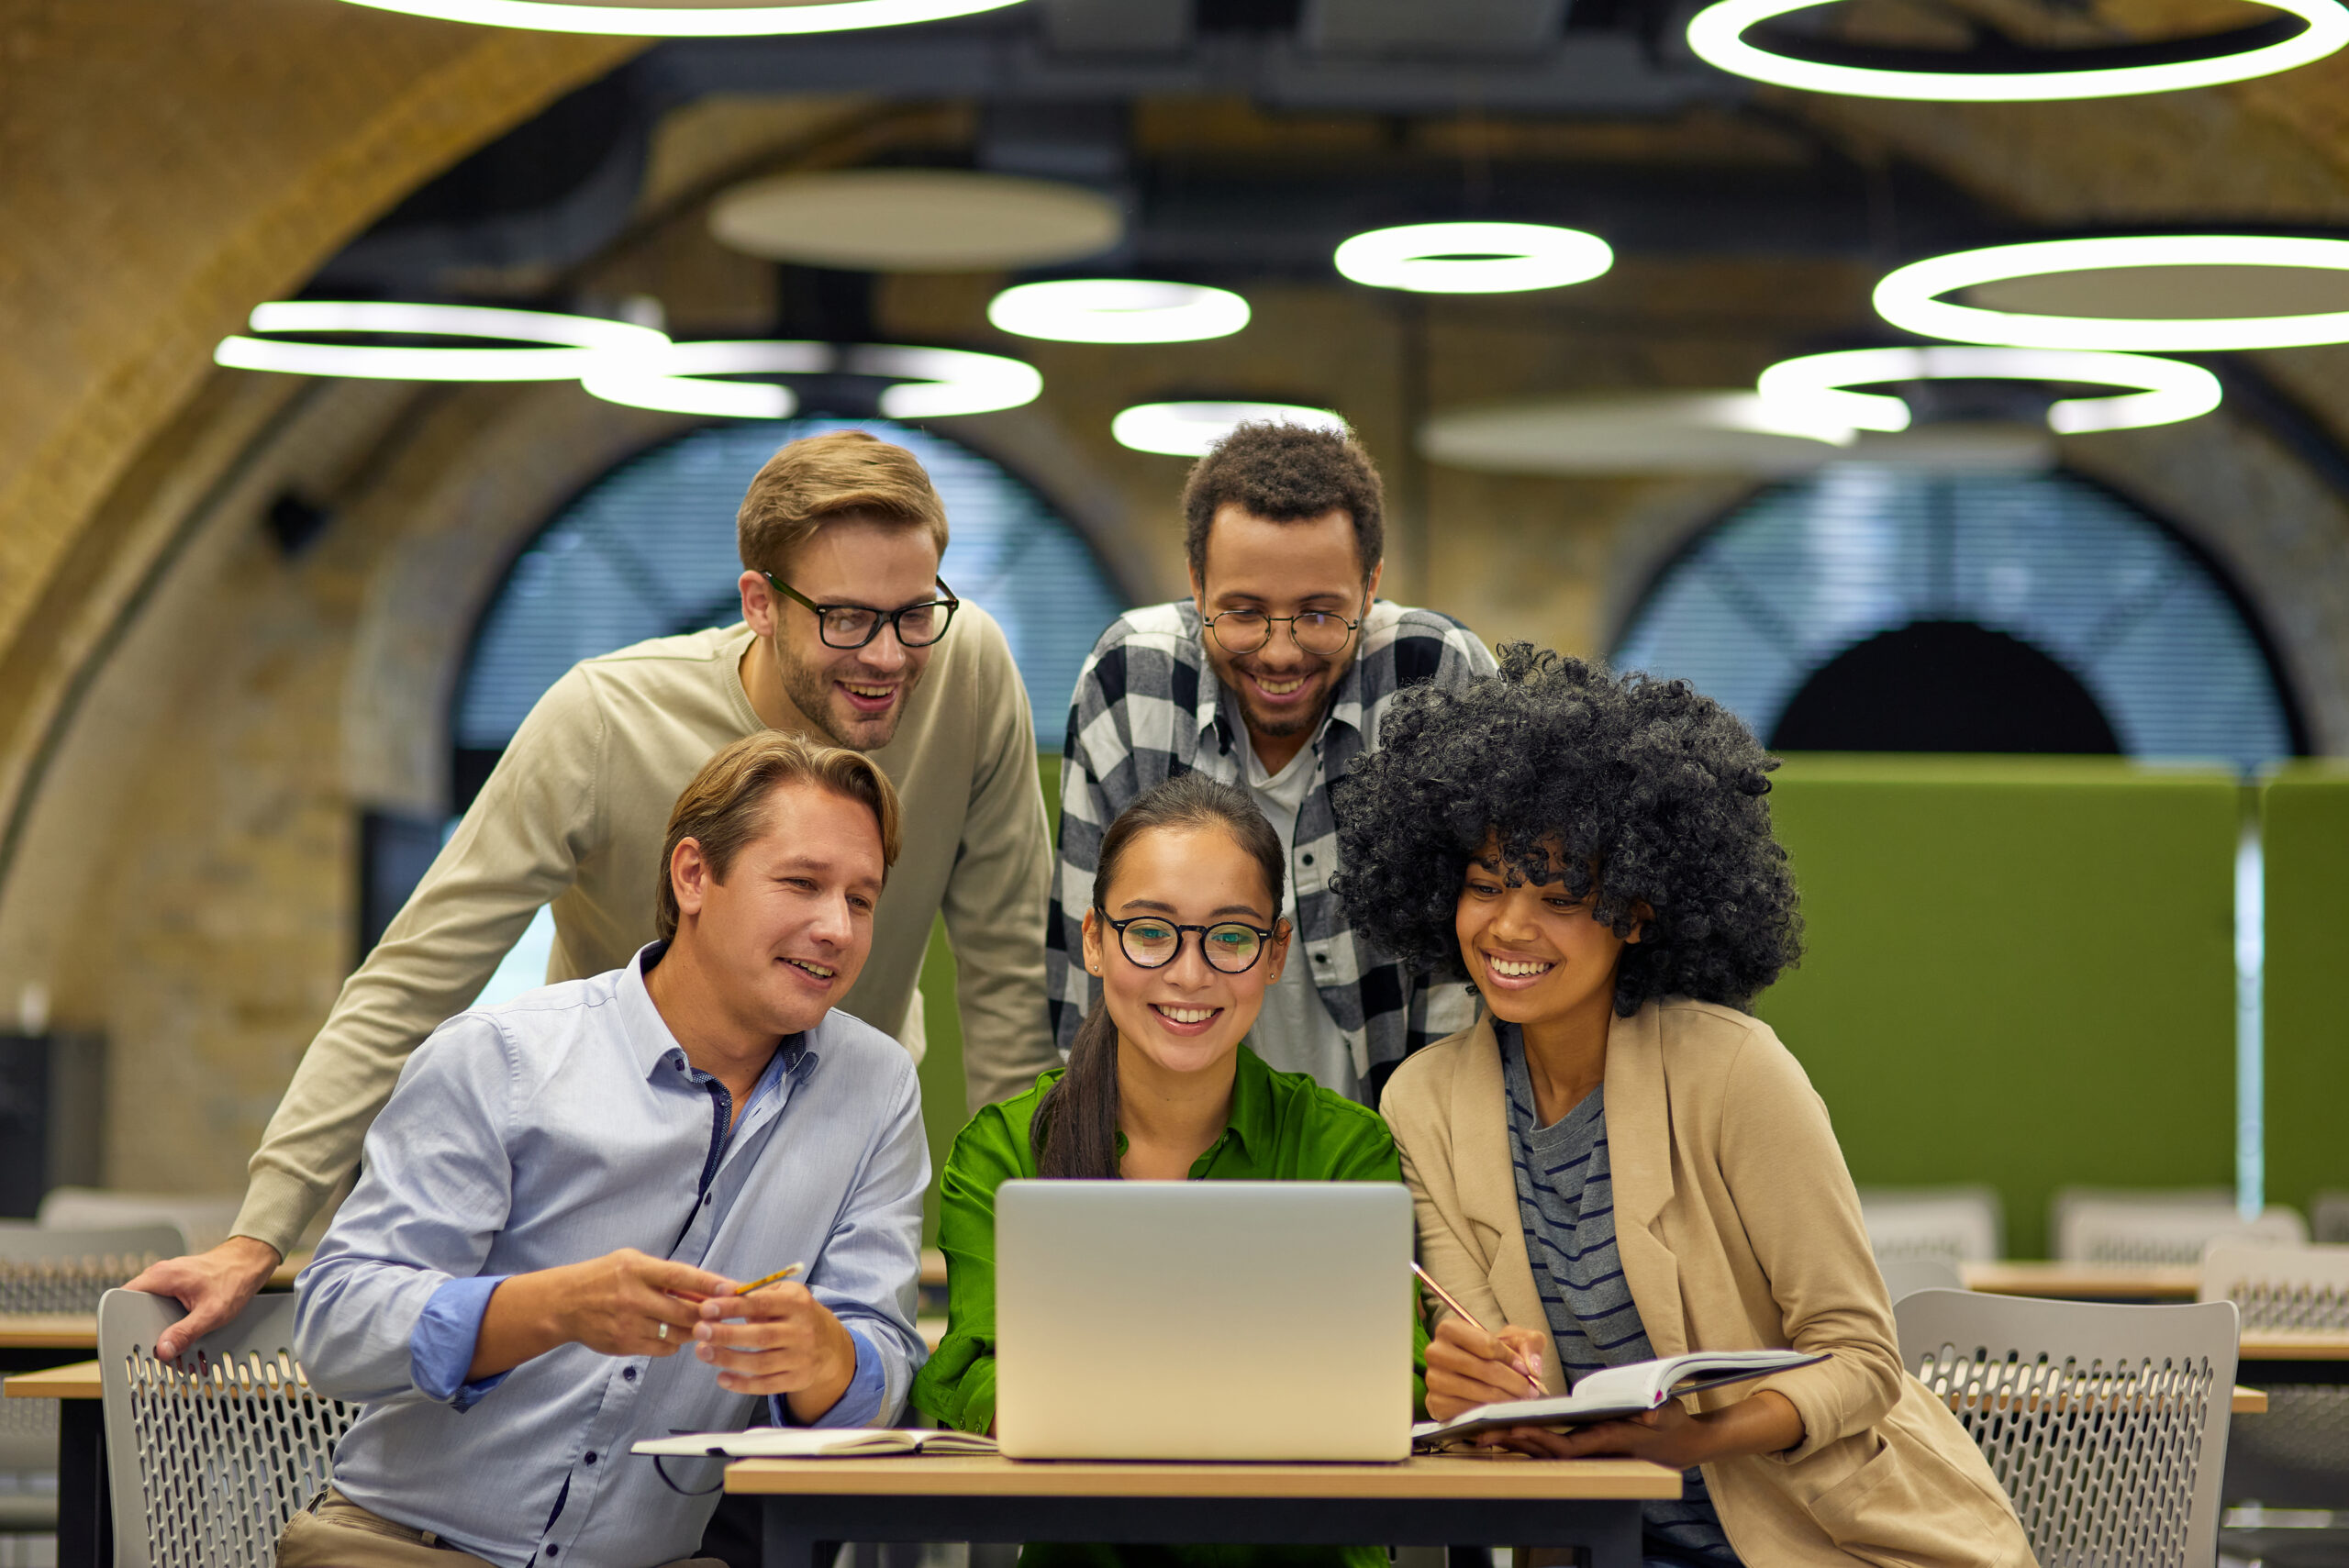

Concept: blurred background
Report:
left=2, top=0, right=2347, bottom=1265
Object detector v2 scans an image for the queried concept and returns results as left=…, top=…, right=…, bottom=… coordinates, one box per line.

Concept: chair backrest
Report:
left=39, top=1189, right=243, bottom=1255
left=1895, top=1287, right=2239, bottom=1568
left=2050, top=1186, right=2307, bottom=1265
left=2199, top=1240, right=2349, bottom=1329
left=2310, top=1191, right=2349, bottom=1247
left=1877, top=1255, right=1965, bottom=1302
left=97, top=1288, right=359, bottom=1568
left=2197, top=1242, right=2349, bottom=1505
left=1859, top=1184, right=2004, bottom=1266
left=0, top=1224, right=185, bottom=1312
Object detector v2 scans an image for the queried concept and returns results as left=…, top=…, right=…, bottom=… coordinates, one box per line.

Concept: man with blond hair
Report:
left=136, top=428, right=1058, bottom=1366
left=280, top=731, right=928, bottom=1568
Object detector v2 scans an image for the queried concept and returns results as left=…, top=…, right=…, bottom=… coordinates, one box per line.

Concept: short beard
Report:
left=776, top=646, right=901, bottom=751
left=1244, top=696, right=1318, bottom=740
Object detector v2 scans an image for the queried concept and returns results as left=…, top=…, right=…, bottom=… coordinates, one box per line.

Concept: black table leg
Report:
left=56, top=1398, right=109, bottom=1568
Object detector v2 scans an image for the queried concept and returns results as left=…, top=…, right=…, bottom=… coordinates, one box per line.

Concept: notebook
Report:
left=1413, top=1348, right=1828, bottom=1447
left=631, top=1427, right=999, bottom=1459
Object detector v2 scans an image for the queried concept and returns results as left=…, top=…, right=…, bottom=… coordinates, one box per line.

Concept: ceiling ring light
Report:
left=1756, top=347, right=2221, bottom=434
left=332, top=0, right=1021, bottom=38
left=1112, top=402, right=1351, bottom=458
left=216, top=302, right=670, bottom=381
left=987, top=280, right=1252, bottom=344
left=1876, top=235, right=2349, bottom=351
left=1686, top=0, right=2349, bottom=100
left=1333, top=222, right=1613, bottom=295
left=582, top=341, right=1042, bottom=419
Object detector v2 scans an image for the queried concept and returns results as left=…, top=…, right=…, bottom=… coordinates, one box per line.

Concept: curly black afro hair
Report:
left=1182, top=420, right=1385, bottom=583
left=1330, top=643, right=1802, bottom=1018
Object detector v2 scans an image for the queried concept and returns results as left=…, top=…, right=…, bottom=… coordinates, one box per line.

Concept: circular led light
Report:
left=582, top=341, right=1041, bottom=419
left=332, top=0, right=1022, bottom=38
left=712, top=171, right=1120, bottom=272
left=1756, top=347, right=2221, bottom=435
left=1332, top=222, right=1614, bottom=295
left=986, top=280, right=1251, bottom=344
left=1686, top=0, right=2349, bottom=100
left=1111, top=402, right=1350, bottom=458
left=1876, top=235, right=2349, bottom=350
left=216, top=302, right=670, bottom=381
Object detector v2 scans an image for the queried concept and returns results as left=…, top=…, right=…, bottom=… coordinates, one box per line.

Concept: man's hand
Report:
left=472, top=1249, right=733, bottom=1381
left=1425, top=1314, right=1548, bottom=1419
left=693, top=1282, right=857, bottom=1423
left=127, top=1237, right=284, bottom=1361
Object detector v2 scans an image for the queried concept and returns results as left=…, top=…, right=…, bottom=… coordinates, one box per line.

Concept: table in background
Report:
left=729, top=1454, right=1681, bottom=1568
left=0, top=1318, right=103, bottom=1568
left=1960, top=1262, right=2199, bottom=1301
left=2238, top=1329, right=2349, bottom=1386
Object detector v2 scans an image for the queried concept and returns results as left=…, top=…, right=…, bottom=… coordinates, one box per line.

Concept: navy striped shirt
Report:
left=1502, top=1024, right=1741, bottom=1567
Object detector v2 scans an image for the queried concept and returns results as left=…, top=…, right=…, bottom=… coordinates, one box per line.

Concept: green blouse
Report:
left=911, top=1042, right=1430, bottom=1438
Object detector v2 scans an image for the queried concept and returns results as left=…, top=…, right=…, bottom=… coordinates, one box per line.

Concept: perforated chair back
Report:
left=39, top=1190, right=244, bottom=1256
left=1860, top=1184, right=2004, bottom=1267
left=1896, top=1288, right=2238, bottom=1568
left=2199, top=1241, right=2349, bottom=1507
left=2051, top=1187, right=2306, bottom=1265
left=0, top=1224, right=184, bottom=1313
left=97, top=1288, right=359, bottom=1568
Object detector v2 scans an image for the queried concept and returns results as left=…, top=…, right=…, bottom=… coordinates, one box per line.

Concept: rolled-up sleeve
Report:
left=800, top=1053, right=930, bottom=1426
left=295, top=1014, right=518, bottom=1406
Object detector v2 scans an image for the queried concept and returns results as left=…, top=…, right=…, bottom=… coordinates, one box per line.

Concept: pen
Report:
left=734, top=1263, right=805, bottom=1296
left=1411, top=1261, right=1543, bottom=1396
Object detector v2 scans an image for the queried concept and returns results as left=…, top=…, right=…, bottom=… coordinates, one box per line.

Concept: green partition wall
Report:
left=2261, top=762, right=2349, bottom=1218
left=1754, top=756, right=2241, bottom=1258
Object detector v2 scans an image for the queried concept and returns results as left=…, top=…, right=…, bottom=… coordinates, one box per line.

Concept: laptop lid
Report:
left=994, top=1180, right=1413, bottom=1461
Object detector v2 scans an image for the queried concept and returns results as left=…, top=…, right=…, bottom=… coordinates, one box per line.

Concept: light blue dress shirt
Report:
left=295, top=944, right=930, bottom=1568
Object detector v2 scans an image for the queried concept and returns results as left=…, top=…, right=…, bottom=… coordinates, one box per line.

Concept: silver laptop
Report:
left=995, top=1180, right=1413, bottom=1461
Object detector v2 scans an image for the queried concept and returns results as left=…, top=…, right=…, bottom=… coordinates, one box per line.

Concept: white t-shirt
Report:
left=1234, top=725, right=1364, bottom=1102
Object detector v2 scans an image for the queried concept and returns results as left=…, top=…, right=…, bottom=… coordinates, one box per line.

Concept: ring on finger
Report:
left=657, top=1320, right=669, bottom=1342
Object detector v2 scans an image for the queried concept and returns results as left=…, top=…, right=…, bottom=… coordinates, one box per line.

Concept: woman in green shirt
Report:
left=911, top=772, right=1419, bottom=1568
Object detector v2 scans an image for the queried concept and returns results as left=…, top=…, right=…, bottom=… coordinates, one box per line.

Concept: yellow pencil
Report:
left=733, top=1263, right=805, bottom=1296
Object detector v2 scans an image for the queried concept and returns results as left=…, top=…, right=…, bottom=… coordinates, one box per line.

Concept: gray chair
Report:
left=1897, top=1287, right=2240, bottom=1568
left=2310, top=1192, right=2349, bottom=1247
left=1859, top=1184, right=2004, bottom=1270
left=2051, top=1187, right=2306, bottom=1266
left=2200, top=1241, right=2349, bottom=1511
left=0, top=1224, right=187, bottom=1554
left=39, top=1190, right=245, bottom=1256
left=97, top=1288, right=358, bottom=1568
left=1877, top=1254, right=1965, bottom=1302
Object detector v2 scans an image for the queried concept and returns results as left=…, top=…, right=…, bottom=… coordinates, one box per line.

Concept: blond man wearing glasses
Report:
left=137, top=430, right=1058, bottom=1373
left=1047, top=421, right=1496, bottom=1106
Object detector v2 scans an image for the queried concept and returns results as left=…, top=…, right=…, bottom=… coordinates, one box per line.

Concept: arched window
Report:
left=1611, top=466, right=2303, bottom=772
left=437, top=417, right=1127, bottom=1004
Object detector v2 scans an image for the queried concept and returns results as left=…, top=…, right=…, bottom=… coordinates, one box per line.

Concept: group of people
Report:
left=128, top=425, right=2035, bottom=1568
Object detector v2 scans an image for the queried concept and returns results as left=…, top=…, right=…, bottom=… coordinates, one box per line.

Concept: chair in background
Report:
left=97, top=1288, right=357, bottom=1568
left=2310, top=1193, right=2349, bottom=1247
left=2199, top=1242, right=2349, bottom=1515
left=1877, top=1255, right=1965, bottom=1302
left=39, top=1191, right=244, bottom=1257
left=1895, top=1287, right=2239, bottom=1568
left=1859, top=1184, right=2004, bottom=1269
left=2050, top=1187, right=2307, bottom=1266
left=1, top=1225, right=187, bottom=1562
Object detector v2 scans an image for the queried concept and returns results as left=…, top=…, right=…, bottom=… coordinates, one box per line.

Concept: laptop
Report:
left=994, top=1179, right=1414, bottom=1461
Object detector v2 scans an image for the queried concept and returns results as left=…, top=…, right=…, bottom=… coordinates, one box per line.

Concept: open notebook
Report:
left=1414, top=1349, right=1827, bottom=1448
left=633, top=1428, right=1000, bottom=1459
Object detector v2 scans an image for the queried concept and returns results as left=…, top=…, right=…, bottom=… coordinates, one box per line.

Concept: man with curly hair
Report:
left=1332, top=647, right=2035, bottom=1568
left=1049, top=420, right=1496, bottom=1104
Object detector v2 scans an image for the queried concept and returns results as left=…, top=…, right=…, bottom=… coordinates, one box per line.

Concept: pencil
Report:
left=733, top=1263, right=805, bottom=1296
left=1411, top=1261, right=1543, bottom=1395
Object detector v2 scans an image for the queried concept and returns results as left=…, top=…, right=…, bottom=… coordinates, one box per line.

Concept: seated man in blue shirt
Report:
left=283, top=730, right=930, bottom=1568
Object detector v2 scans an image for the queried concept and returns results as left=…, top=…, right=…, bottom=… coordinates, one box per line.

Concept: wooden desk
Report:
left=728, top=1455, right=1680, bottom=1568
left=0, top=1314, right=97, bottom=1351
left=1960, top=1262, right=2199, bottom=1301
left=2237, top=1329, right=2349, bottom=1385
left=1, top=1352, right=106, bottom=1568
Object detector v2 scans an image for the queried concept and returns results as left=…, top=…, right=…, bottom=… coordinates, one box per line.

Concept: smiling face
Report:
left=1454, top=831, right=1639, bottom=1037
left=1190, top=505, right=1381, bottom=767
left=670, top=779, right=885, bottom=1040
left=740, top=515, right=943, bottom=752
left=1083, top=823, right=1289, bottom=1080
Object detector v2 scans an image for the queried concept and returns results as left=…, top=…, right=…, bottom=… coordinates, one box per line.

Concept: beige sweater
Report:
left=234, top=611, right=1059, bottom=1257
left=1383, top=1003, right=2037, bottom=1568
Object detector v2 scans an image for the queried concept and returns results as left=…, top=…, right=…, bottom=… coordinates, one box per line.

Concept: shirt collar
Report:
left=1219, top=1042, right=1279, bottom=1162
left=623, top=941, right=812, bottom=1085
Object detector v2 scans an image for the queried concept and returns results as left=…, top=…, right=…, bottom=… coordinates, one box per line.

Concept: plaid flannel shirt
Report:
left=1048, top=598, right=1497, bottom=1103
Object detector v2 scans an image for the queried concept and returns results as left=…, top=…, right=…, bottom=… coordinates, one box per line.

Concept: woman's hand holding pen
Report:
left=1423, top=1315, right=1551, bottom=1419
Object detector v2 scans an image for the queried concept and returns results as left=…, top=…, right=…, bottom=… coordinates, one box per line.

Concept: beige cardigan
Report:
left=1383, top=1001, right=2036, bottom=1568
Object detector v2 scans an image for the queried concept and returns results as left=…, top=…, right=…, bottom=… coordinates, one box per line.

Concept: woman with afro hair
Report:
left=1334, top=646, right=2032, bottom=1568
